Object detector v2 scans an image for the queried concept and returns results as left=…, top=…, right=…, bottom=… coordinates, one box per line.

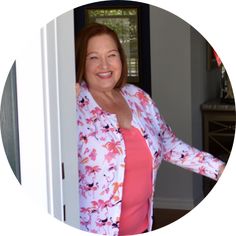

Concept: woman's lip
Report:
left=96, top=71, right=112, bottom=79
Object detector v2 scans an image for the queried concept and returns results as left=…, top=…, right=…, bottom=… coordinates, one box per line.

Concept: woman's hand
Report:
left=76, top=83, right=80, bottom=96
left=218, top=163, right=225, bottom=180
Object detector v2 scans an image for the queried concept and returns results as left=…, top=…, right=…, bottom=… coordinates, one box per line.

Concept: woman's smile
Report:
left=96, top=71, right=113, bottom=79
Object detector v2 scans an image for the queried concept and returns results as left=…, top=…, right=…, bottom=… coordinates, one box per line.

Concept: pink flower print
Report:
left=134, top=102, right=143, bottom=117
left=196, top=152, right=205, bottom=163
left=102, top=124, right=110, bottom=133
left=83, top=147, right=89, bottom=155
left=80, top=214, right=92, bottom=231
left=88, top=130, right=99, bottom=138
left=85, top=165, right=101, bottom=175
left=96, top=218, right=112, bottom=229
left=103, top=165, right=116, bottom=183
left=80, top=157, right=89, bottom=164
left=80, top=181, right=99, bottom=198
left=112, top=195, right=120, bottom=202
left=144, top=116, right=152, bottom=124
left=81, top=207, right=91, bottom=214
left=104, top=152, right=115, bottom=163
left=96, top=221, right=105, bottom=228
left=78, top=97, right=89, bottom=109
left=79, top=133, right=88, bottom=144
left=86, top=117, right=95, bottom=124
left=103, top=140, right=123, bottom=155
left=153, top=150, right=162, bottom=168
left=91, top=199, right=112, bottom=211
left=101, top=124, right=116, bottom=133
left=164, top=151, right=172, bottom=162
left=87, top=182, right=99, bottom=193
left=103, top=140, right=123, bottom=163
left=91, top=200, right=99, bottom=209
left=180, top=154, right=189, bottom=164
left=79, top=172, right=85, bottom=182
left=100, top=187, right=110, bottom=196
left=160, top=123, right=169, bottom=134
left=89, top=149, right=97, bottom=161
left=135, top=91, right=149, bottom=106
left=198, top=166, right=206, bottom=175
left=153, top=107, right=162, bottom=120
left=77, top=119, right=84, bottom=126
left=91, top=107, right=103, bottom=116
left=112, top=182, right=122, bottom=198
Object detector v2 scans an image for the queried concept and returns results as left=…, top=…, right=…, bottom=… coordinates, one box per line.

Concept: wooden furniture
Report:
left=201, top=99, right=235, bottom=196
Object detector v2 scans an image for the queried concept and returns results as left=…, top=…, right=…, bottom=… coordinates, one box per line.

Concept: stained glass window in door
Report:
left=86, top=8, right=139, bottom=83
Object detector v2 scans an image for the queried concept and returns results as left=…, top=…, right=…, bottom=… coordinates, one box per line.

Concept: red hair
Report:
left=75, top=23, right=128, bottom=88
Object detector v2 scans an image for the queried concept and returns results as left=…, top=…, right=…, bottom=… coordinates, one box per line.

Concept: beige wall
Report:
left=149, top=5, right=218, bottom=209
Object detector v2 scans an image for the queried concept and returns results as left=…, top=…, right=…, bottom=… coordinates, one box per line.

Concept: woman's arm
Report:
left=148, top=97, right=225, bottom=181
left=217, top=163, right=225, bottom=180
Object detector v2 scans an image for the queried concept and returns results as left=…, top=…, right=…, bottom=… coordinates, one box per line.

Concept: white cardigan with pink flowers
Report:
left=77, top=82, right=224, bottom=235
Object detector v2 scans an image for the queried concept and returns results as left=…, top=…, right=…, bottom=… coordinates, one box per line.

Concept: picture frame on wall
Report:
left=207, top=42, right=218, bottom=70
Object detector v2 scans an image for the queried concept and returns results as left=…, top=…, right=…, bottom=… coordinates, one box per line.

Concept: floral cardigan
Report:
left=77, top=82, right=224, bottom=235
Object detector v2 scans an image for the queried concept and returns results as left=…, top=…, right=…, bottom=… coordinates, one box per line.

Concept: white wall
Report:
left=149, top=6, right=218, bottom=209
left=16, top=29, right=49, bottom=210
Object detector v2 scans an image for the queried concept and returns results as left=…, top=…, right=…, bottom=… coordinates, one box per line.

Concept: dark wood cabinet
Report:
left=201, top=99, right=235, bottom=196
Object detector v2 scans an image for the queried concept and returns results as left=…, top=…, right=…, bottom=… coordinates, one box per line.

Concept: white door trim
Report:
left=17, top=10, right=79, bottom=229
left=41, top=10, right=79, bottom=228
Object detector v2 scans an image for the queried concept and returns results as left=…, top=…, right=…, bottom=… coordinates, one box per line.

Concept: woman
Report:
left=75, top=23, right=225, bottom=236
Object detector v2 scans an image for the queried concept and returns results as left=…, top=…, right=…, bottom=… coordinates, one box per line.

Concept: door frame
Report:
left=74, top=1, right=152, bottom=95
left=16, top=10, right=79, bottom=228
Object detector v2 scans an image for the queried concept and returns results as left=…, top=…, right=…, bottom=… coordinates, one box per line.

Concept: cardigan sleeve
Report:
left=147, top=97, right=225, bottom=181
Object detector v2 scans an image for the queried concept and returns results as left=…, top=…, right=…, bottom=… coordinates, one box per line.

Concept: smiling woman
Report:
left=75, top=22, right=225, bottom=236
left=1, top=2, right=233, bottom=236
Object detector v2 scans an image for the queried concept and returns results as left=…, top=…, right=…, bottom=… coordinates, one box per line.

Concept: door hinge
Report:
left=62, top=162, right=65, bottom=179
left=63, top=204, right=66, bottom=221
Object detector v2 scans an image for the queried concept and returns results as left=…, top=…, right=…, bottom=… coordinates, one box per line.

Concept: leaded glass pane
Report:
left=86, top=8, right=139, bottom=83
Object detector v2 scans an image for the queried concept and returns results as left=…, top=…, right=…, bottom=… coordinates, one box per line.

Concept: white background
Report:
left=0, top=0, right=235, bottom=235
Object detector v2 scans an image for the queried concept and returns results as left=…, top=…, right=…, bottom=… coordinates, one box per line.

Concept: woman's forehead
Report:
left=87, top=34, right=118, bottom=51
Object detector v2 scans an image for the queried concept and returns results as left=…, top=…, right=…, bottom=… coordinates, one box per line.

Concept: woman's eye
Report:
left=90, top=56, right=98, bottom=60
left=108, top=53, right=118, bottom=58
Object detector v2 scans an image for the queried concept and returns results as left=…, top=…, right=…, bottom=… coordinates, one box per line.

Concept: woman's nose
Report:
left=99, top=57, right=109, bottom=69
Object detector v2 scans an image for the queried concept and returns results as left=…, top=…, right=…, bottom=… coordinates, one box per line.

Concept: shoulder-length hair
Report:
left=75, top=23, right=128, bottom=89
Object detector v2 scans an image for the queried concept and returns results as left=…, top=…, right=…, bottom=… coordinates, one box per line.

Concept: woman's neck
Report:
left=90, top=88, right=119, bottom=104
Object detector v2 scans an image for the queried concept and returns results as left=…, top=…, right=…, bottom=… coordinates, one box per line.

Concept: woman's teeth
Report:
left=97, top=72, right=112, bottom=78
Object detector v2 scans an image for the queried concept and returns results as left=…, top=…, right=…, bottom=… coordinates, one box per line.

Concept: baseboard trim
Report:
left=153, top=196, right=202, bottom=210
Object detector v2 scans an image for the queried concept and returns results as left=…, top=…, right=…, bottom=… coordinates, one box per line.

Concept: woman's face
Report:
left=85, top=34, right=122, bottom=92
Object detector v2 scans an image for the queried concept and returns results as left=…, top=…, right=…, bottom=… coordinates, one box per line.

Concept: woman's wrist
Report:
left=217, top=163, right=225, bottom=180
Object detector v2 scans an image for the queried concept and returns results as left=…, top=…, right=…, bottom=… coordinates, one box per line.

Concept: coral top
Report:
left=119, top=126, right=153, bottom=235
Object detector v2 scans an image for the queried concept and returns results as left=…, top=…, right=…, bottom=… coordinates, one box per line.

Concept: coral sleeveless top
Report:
left=119, top=126, right=153, bottom=235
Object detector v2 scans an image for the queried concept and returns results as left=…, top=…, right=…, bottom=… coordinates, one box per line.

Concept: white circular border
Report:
left=0, top=0, right=235, bottom=235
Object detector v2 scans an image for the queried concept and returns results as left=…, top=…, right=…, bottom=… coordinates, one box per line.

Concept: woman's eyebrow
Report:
left=87, top=49, right=119, bottom=56
left=86, top=51, right=98, bottom=56
left=108, top=49, right=119, bottom=53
